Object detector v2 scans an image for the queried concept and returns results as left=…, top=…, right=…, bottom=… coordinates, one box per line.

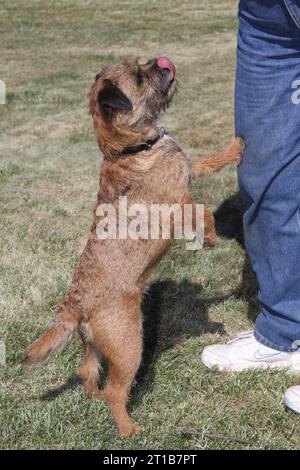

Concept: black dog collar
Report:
left=121, top=128, right=166, bottom=156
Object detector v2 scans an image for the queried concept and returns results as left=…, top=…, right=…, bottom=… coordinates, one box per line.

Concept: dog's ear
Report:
left=97, top=79, right=133, bottom=113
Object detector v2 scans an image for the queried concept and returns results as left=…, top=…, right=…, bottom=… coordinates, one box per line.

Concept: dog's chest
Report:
left=142, top=148, right=191, bottom=203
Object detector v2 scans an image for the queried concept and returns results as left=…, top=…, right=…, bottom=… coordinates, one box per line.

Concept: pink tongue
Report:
left=156, top=57, right=175, bottom=80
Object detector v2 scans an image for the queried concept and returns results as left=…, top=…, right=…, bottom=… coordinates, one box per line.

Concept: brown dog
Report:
left=22, top=57, right=243, bottom=436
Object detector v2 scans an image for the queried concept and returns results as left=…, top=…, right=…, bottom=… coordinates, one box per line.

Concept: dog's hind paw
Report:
left=119, top=421, right=142, bottom=437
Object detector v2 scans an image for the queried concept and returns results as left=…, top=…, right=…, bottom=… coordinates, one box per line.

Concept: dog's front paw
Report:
left=203, top=237, right=219, bottom=249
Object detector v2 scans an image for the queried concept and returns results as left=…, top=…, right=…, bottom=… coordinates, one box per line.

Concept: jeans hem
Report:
left=254, top=329, right=295, bottom=353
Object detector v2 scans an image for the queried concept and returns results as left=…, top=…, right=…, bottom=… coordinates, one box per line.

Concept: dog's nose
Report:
left=156, top=57, right=176, bottom=80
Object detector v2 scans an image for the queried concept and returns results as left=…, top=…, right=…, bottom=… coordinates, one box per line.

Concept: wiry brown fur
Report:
left=192, top=137, right=243, bottom=177
left=22, top=57, right=243, bottom=436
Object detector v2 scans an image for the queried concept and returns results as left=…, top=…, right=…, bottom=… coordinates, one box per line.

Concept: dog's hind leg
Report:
left=92, top=293, right=143, bottom=436
left=79, top=323, right=102, bottom=398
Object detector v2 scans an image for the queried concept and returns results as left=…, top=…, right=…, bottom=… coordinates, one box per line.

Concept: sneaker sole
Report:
left=201, top=351, right=300, bottom=373
left=284, top=397, right=300, bottom=414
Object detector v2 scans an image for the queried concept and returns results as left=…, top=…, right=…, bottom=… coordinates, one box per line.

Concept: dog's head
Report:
left=89, top=57, right=177, bottom=159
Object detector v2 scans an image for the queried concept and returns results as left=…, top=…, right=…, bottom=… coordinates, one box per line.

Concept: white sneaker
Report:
left=284, top=386, right=300, bottom=414
left=201, top=330, right=300, bottom=372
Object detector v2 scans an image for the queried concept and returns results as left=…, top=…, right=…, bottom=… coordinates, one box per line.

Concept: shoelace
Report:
left=227, top=330, right=254, bottom=345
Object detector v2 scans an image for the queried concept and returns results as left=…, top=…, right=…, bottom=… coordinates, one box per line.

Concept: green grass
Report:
left=1, top=0, right=300, bottom=450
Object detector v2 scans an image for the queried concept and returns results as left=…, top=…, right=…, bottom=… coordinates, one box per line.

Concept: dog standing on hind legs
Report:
left=22, top=56, right=243, bottom=436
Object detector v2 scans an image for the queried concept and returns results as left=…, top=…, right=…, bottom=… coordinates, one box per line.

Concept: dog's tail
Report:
left=21, top=309, right=78, bottom=366
left=192, top=137, right=244, bottom=178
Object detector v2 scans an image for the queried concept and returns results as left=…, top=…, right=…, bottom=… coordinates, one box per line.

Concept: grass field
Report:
left=1, top=0, right=300, bottom=450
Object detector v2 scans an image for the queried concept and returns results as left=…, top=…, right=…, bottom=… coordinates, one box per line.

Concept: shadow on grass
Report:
left=41, top=375, right=81, bottom=401
left=133, top=278, right=229, bottom=401
left=214, top=191, right=259, bottom=323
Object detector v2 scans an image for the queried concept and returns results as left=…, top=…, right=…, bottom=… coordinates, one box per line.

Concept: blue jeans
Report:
left=235, top=0, right=300, bottom=352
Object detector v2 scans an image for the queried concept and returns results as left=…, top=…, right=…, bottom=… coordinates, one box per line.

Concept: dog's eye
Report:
left=95, top=73, right=101, bottom=81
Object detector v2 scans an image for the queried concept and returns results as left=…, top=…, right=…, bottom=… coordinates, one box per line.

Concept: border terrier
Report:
left=22, top=57, right=243, bottom=436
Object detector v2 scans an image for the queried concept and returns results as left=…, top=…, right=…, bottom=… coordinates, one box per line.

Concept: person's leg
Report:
left=202, top=0, right=300, bottom=370
left=236, top=0, right=300, bottom=352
